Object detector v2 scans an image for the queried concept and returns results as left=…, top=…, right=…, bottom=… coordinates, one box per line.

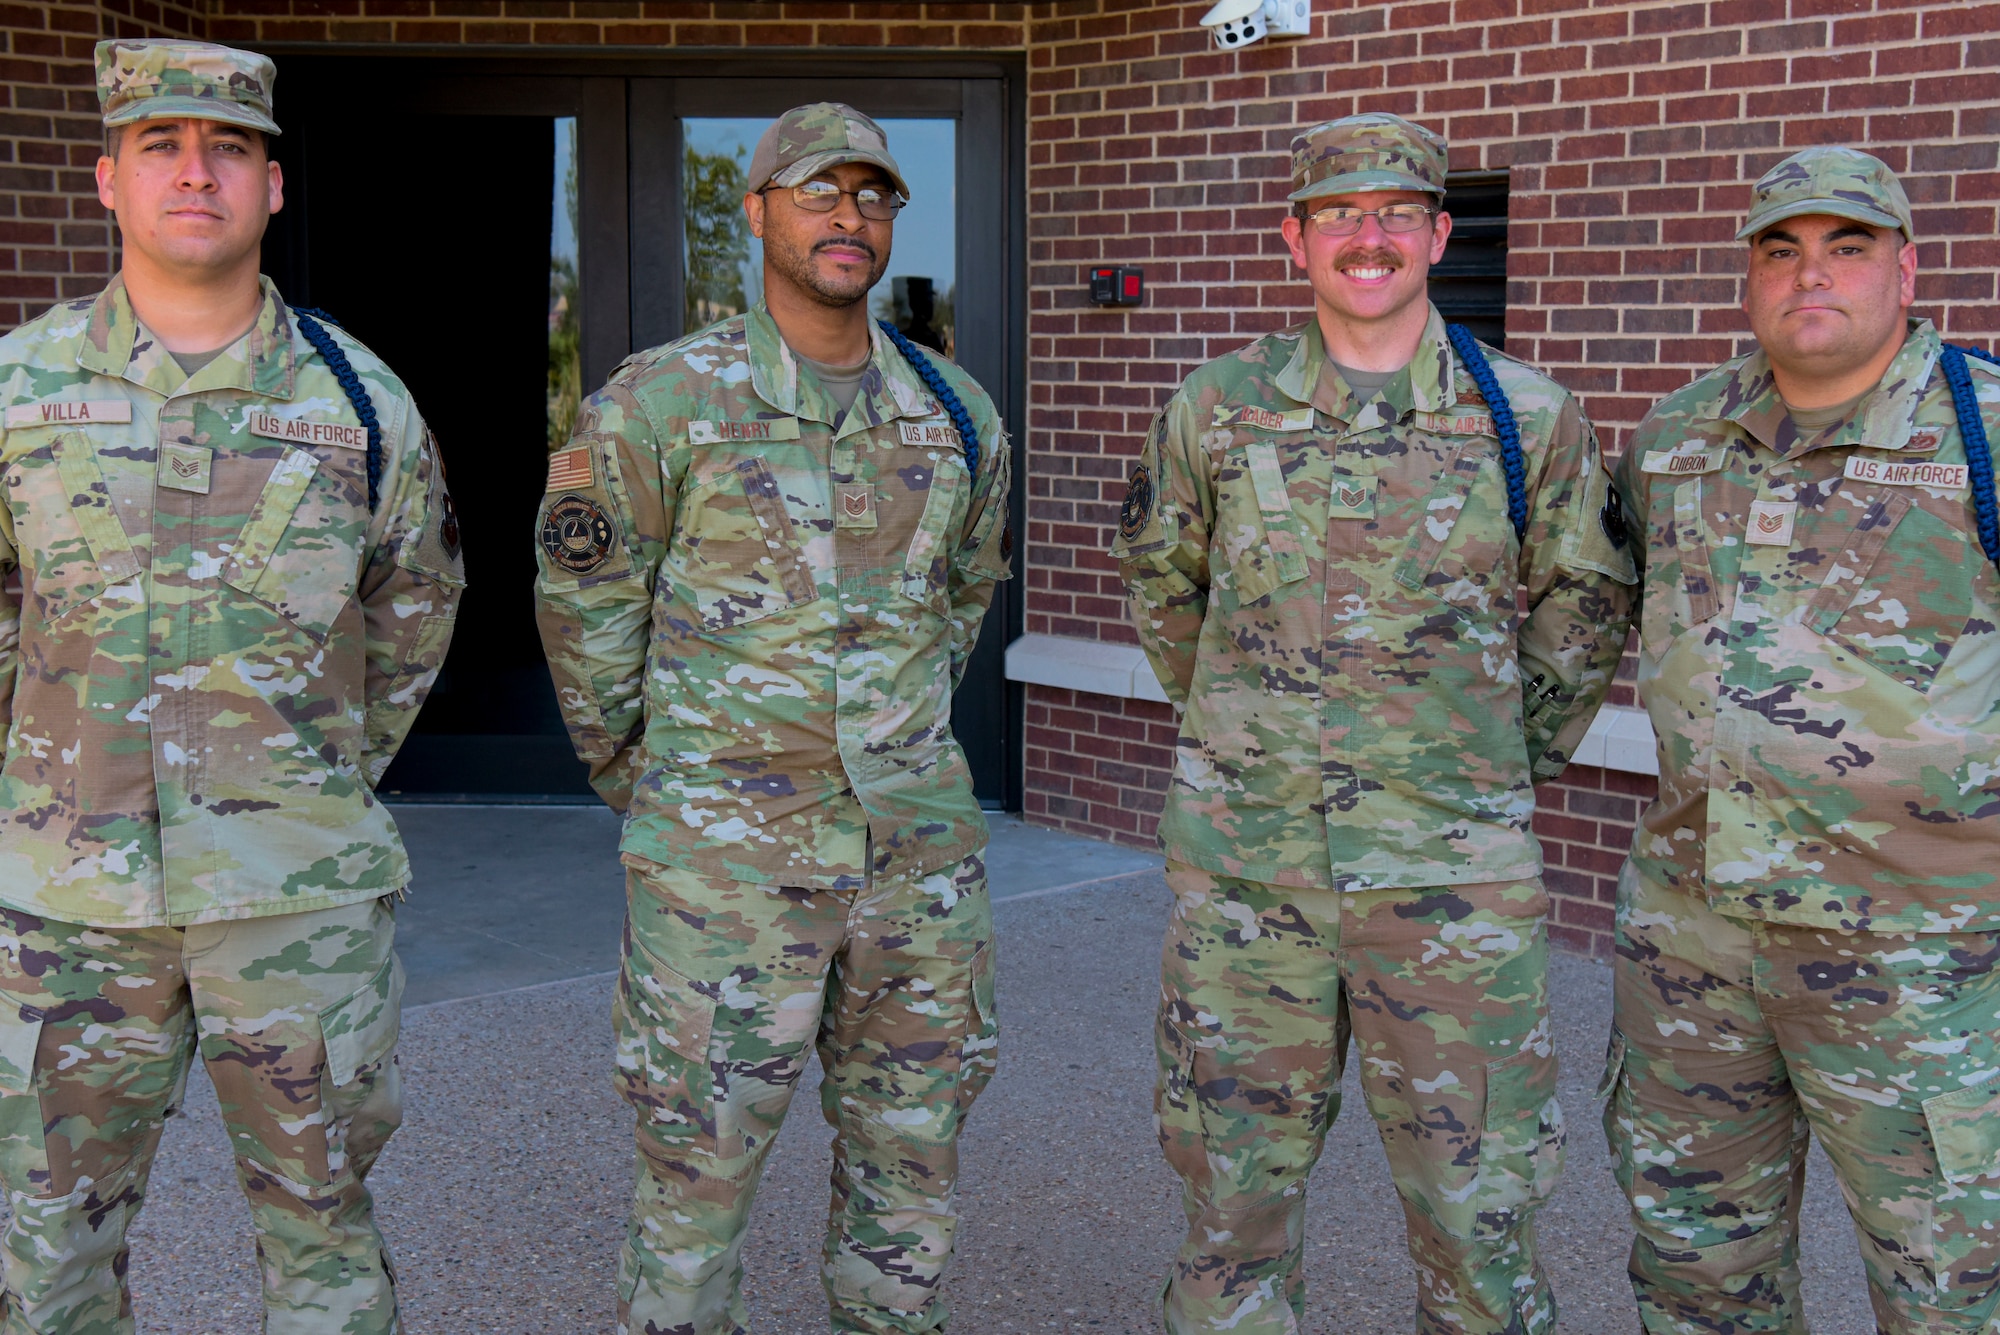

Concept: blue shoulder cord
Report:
left=1444, top=323, right=1527, bottom=540
left=1941, top=343, right=2000, bottom=575
left=289, top=306, right=384, bottom=510
left=876, top=319, right=980, bottom=476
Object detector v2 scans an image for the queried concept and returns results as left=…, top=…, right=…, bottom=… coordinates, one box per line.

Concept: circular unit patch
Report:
left=541, top=493, right=618, bottom=575
left=1120, top=462, right=1155, bottom=543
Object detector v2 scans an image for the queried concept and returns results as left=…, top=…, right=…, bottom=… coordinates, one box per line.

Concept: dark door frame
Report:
left=262, top=49, right=1030, bottom=810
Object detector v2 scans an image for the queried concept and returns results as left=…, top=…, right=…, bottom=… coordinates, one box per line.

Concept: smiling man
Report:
left=1604, top=148, right=2000, bottom=1334
left=0, top=39, right=462, bottom=1335
left=1112, top=113, right=1635, bottom=1334
left=532, top=104, right=1009, bottom=1334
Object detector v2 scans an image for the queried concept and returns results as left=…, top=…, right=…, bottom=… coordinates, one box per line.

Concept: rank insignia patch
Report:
left=1120, top=462, right=1154, bottom=543
left=541, top=493, right=618, bottom=574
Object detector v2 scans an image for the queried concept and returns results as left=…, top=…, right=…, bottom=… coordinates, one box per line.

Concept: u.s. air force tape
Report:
left=540, top=493, right=618, bottom=574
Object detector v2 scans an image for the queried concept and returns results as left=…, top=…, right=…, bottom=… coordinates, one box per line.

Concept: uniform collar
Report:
left=1723, top=317, right=1940, bottom=457
left=1272, top=303, right=1456, bottom=425
left=78, top=274, right=298, bottom=401
left=745, top=302, right=935, bottom=436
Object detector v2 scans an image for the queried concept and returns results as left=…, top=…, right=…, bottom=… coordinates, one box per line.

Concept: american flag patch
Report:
left=546, top=446, right=594, bottom=492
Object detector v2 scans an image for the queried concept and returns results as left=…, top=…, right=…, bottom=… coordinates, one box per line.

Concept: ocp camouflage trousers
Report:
left=1155, top=863, right=1563, bottom=1335
left=1604, top=864, right=2000, bottom=1335
left=614, top=851, right=996, bottom=1335
left=0, top=899, right=404, bottom=1335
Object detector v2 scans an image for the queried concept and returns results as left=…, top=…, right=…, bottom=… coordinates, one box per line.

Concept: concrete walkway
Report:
left=102, top=811, right=1875, bottom=1333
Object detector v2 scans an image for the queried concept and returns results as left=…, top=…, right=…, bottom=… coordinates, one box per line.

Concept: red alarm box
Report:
left=1089, top=266, right=1144, bottom=306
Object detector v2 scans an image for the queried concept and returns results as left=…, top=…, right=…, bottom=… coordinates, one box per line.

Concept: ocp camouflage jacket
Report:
left=1115, top=307, right=1637, bottom=891
left=1616, top=320, right=2000, bottom=932
left=532, top=304, right=1011, bottom=890
left=0, top=277, right=464, bottom=928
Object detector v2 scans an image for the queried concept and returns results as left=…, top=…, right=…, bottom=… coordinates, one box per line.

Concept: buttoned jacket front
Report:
left=533, top=305, right=1011, bottom=890
left=0, top=278, right=464, bottom=927
left=1617, top=320, right=2000, bottom=932
left=1115, top=308, right=1636, bottom=891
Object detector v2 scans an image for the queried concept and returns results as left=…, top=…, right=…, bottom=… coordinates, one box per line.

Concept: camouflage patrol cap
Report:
left=1736, top=146, right=1912, bottom=241
left=747, top=103, right=909, bottom=200
left=1289, top=113, right=1448, bottom=203
left=96, top=39, right=280, bottom=136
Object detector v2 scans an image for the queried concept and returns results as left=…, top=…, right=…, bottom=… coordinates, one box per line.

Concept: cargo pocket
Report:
left=1216, top=440, right=1310, bottom=605
left=1394, top=445, right=1515, bottom=621
left=15, top=433, right=141, bottom=625
left=615, top=932, right=732, bottom=1156
left=1640, top=478, right=1723, bottom=655
left=1922, top=1071, right=2000, bottom=1298
left=1808, top=495, right=1971, bottom=694
left=1434, top=1044, right=1565, bottom=1243
left=219, top=447, right=365, bottom=640
left=317, top=954, right=405, bottom=1181
left=320, top=956, right=403, bottom=1090
left=666, top=457, right=816, bottom=629
left=954, top=942, right=999, bottom=1119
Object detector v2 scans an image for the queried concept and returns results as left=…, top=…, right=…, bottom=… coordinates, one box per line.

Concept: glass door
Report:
left=263, top=70, right=631, bottom=799
left=258, top=60, right=1024, bottom=808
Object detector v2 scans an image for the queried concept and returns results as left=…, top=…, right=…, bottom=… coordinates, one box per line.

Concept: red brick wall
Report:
left=204, top=1, right=1025, bottom=48
left=1020, top=0, right=1999, bottom=955
left=0, top=0, right=211, bottom=330
left=9, top=1, right=1997, bottom=955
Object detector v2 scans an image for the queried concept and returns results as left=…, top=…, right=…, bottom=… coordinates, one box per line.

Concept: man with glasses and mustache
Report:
left=1603, top=148, right=2000, bottom=1335
left=1113, top=113, right=1635, bottom=1334
left=532, top=103, right=1009, bottom=1334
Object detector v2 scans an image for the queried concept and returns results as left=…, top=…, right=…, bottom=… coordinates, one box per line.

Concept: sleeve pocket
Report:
left=1924, top=1071, right=2000, bottom=1184
left=319, top=955, right=404, bottom=1089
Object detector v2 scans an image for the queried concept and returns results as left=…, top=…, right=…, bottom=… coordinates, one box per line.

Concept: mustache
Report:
left=813, top=237, right=878, bottom=263
left=1332, top=247, right=1402, bottom=269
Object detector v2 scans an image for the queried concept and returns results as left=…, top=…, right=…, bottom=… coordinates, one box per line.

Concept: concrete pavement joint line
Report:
left=404, top=968, right=618, bottom=1015
left=401, top=869, right=1158, bottom=1011
left=991, top=867, right=1160, bottom=905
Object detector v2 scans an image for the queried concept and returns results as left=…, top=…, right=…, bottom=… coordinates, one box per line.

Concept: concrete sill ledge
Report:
left=1003, top=632, right=1658, bottom=777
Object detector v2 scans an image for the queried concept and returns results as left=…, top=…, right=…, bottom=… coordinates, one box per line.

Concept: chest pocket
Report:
left=896, top=450, right=969, bottom=616
left=1639, top=478, right=1724, bottom=654
left=1215, top=438, right=1312, bottom=606
left=1806, top=491, right=1971, bottom=692
left=5, top=433, right=142, bottom=625
left=1394, top=445, right=1516, bottom=618
left=669, top=456, right=816, bottom=630
left=217, top=448, right=366, bottom=641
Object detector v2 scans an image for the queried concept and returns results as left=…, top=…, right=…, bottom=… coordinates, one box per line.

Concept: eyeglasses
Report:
left=1299, top=203, right=1438, bottom=236
left=764, top=180, right=906, bottom=221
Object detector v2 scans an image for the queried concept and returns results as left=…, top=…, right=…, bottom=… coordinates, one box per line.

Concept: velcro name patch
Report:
left=1215, top=405, right=1314, bottom=432
left=1844, top=456, right=1969, bottom=491
left=6, top=399, right=133, bottom=427
left=898, top=420, right=963, bottom=449
left=546, top=446, right=595, bottom=492
left=689, top=418, right=801, bottom=445
left=1641, top=447, right=1724, bottom=475
left=249, top=412, right=366, bottom=451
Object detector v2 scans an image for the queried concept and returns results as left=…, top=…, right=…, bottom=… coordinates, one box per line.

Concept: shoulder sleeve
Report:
left=531, top=378, right=670, bottom=812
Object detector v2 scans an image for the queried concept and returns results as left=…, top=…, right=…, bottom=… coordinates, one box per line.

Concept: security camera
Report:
left=1199, top=0, right=1309, bottom=49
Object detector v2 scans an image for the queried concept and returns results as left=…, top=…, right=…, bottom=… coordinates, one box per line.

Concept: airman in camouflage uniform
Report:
left=0, top=41, right=461, bottom=1334
left=532, top=104, right=1009, bottom=1334
left=1114, top=113, right=1636, bottom=1334
left=1605, top=149, right=2000, bottom=1333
